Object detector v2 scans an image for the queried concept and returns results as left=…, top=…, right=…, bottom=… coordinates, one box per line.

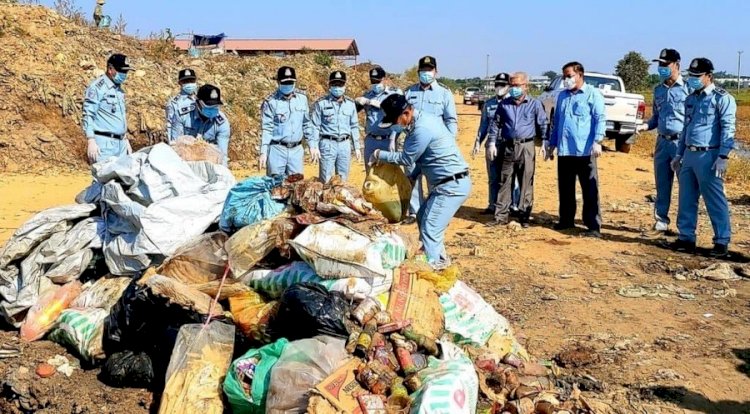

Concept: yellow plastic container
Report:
left=362, top=164, right=412, bottom=223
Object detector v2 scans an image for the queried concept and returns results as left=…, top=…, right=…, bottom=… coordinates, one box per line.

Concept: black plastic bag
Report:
left=269, top=283, right=350, bottom=341
left=99, top=350, right=154, bottom=388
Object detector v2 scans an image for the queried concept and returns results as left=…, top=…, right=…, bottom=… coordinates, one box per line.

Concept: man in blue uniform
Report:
left=166, top=68, right=198, bottom=142
left=637, top=49, right=689, bottom=233
left=670, top=57, right=736, bottom=258
left=260, top=66, right=316, bottom=177
left=370, top=94, right=471, bottom=270
left=82, top=53, right=132, bottom=164
left=169, top=84, right=231, bottom=166
left=547, top=61, right=606, bottom=238
left=356, top=66, right=403, bottom=174
left=404, top=56, right=458, bottom=222
left=311, top=70, right=361, bottom=183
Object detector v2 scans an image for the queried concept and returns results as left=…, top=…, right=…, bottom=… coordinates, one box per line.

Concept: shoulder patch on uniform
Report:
left=715, top=87, right=728, bottom=96
left=294, top=88, right=307, bottom=95
left=215, top=114, right=226, bottom=125
left=179, top=104, right=195, bottom=114
left=95, top=78, right=106, bottom=88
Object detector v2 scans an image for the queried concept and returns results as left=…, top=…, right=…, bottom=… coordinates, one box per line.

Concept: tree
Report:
left=403, top=65, right=418, bottom=84
left=543, top=70, right=558, bottom=80
left=615, top=51, right=650, bottom=91
left=646, top=73, right=661, bottom=87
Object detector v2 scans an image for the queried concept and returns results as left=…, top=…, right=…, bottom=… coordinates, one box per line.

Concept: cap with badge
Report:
left=197, top=84, right=223, bottom=106
left=369, top=66, right=386, bottom=81
left=107, top=53, right=132, bottom=72
left=653, top=48, right=681, bottom=64
left=418, top=56, right=437, bottom=70
left=178, top=68, right=197, bottom=82
left=378, top=94, right=409, bottom=127
left=494, top=72, right=510, bottom=86
left=277, top=66, right=297, bottom=83
left=688, top=57, right=714, bottom=76
left=329, top=70, right=347, bottom=83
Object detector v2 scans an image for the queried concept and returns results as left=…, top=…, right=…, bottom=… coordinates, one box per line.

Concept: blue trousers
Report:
left=677, top=150, right=731, bottom=245
left=364, top=135, right=391, bottom=175
left=267, top=144, right=303, bottom=177
left=418, top=176, right=471, bottom=267
left=486, top=157, right=520, bottom=210
left=319, top=138, right=352, bottom=183
left=94, top=135, right=127, bottom=161
left=654, top=136, right=679, bottom=225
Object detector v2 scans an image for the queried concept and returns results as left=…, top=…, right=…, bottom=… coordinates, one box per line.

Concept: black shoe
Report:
left=481, top=208, right=495, bottom=215
left=520, top=221, right=530, bottom=229
left=402, top=215, right=417, bottom=225
left=670, top=239, right=696, bottom=253
left=709, top=243, right=729, bottom=258
left=510, top=208, right=520, bottom=218
left=553, top=222, right=574, bottom=231
left=583, top=230, right=602, bottom=238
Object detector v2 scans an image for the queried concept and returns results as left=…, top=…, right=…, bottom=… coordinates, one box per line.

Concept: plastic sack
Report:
left=72, top=276, right=132, bottom=310
left=226, top=217, right=296, bottom=277
left=223, top=338, right=289, bottom=414
left=171, top=136, right=223, bottom=164
left=265, top=336, right=349, bottom=414
left=269, top=283, right=349, bottom=341
left=362, top=163, right=412, bottom=223
left=440, top=281, right=512, bottom=347
left=158, top=232, right=228, bottom=284
left=48, top=307, right=109, bottom=363
left=159, top=322, right=235, bottom=414
left=43, top=249, right=94, bottom=284
left=19, top=281, right=82, bottom=342
left=219, top=176, right=286, bottom=233
left=411, top=342, right=479, bottom=414
left=228, top=291, right=278, bottom=342
left=99, top=350, right=154, bottom=389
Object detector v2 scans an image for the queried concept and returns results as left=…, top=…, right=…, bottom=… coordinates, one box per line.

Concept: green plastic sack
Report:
left=223, top=338, right=289, bottom=414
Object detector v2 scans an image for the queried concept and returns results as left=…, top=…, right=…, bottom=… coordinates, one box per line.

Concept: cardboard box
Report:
left=316, top=359, right=368, bottom=414
left=387, top=267, right=444, bottom=340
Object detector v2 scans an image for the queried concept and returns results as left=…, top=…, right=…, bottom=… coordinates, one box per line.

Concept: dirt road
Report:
left=1, top=102, right=749, bottom=413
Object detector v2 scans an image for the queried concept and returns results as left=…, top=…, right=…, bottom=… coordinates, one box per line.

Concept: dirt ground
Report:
left=1, top=102, right=749, bottom=413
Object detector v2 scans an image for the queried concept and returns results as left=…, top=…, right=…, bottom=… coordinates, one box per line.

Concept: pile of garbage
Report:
left=1, top=145, right=600, bottom=413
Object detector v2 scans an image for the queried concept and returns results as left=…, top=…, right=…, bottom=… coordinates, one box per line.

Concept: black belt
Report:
left=367, top=134, right=389, bottom=141
left=94, top=131, right=124, bottom=140
left=270, top=140, right=302, bottom=148
left=687, top=145, right=719, bottom=152
left=504, top=137, right=535, bottom=144
left=659, top=134, right=679, bottom=141
left=321, top=135, right=350, bottom=142
left=436, top=171, right=469, bottom=186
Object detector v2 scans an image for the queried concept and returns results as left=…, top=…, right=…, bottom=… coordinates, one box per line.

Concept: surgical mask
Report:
left=509, top=87, right=523, bottom=99
left=418, top=71, right=435, bottom=84
left=113, top=71, right=128, bottom=85
left=199, top=104, right=220, bottom=119
left=687, top=76, right=704, bottom=90
left=563, top=76, right=577, bottom=90
left=495, top=86, right=509, bottom=96
left=181, top=83, right=197, bottom=95
left=657, top=66, right=672, bottom=81
left=278, top=83, right=295, bottom=95
left=371, top=83, right=384, bottom=94
left=330, top=86, right=345, bottom=98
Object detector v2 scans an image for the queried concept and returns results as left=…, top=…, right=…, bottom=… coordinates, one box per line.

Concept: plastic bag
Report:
left=159, top=322, right=235, bottom=414
left=99, top=350, right=154, bottom=388
left=265, top=336, right=349, bottom=414
left=440, top=281, right=512, bottom=347
left=219, top=176, right=287, bottom=233
left=225, top=217, right=296, bottom=277
left=411, top=342, right=479, bottom=414
left=269, top=283, right=350, bottom=341
left=362, top=164, right=412, bottom=223
left=228, top=291, right=278, bottom=342
left=157, top=232, right=228, bottom=284
left=223, top=338, right=289, bottom=414
left=19, top=281, right=82, bottom=342
left=171, top=136, right=223, bottom=164
left=72, top=276, right=132, bottom=310
left=48, top=307, right=109, bottom=363
left=416, top=264, right=460, bottom=293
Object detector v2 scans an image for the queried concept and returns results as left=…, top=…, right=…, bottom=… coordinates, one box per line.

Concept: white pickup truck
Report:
left=539, top=73, right=646, bottom=153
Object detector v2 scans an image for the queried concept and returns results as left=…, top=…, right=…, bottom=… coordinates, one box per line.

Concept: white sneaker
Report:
left=653, top=221, right=669, bottom=232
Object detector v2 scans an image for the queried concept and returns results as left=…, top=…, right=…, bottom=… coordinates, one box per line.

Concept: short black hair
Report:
left=562, top=61, right=584, bottom=75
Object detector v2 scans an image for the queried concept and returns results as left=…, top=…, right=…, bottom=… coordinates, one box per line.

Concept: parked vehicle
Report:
left=463, top=87, right=480, bottom=105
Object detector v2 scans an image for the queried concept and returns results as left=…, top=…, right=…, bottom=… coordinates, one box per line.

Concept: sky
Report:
left=39, top=0, right=749, bottom=79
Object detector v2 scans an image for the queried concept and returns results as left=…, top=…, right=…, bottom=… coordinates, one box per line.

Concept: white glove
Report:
left=369, top=149, right=380, bottom=167
left=369, top=99, right=381, bottom=108
left=86, top=139, right=100, bottom=164
left=592, top=142, right=603, bottom=158
left=388, top=137, right=396, bottom=152
left=472, top=141, right=481, bottom=157
left=355, top=149, right=362, bottom=162
left=259, top=153, right=267, bottom=171
left=670, top=155, right=682, bottom=173
left=545, top=145, right=556, bottom=161
left=636, top=124, right=649, bottom=133
left=125, top=140, right=132, bottom=155
left=486, top=144, right=497, bottom=161
left=539, top=140, right=549, bottom=159
left=713, top=157, right=728, bottom=178
left=310, top=147, right=321, bottom=164
left=355, top=97, right=369, bottom=106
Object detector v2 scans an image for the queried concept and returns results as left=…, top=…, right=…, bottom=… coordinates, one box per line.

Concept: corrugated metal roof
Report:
left=174, top=38, right=358, bottom=55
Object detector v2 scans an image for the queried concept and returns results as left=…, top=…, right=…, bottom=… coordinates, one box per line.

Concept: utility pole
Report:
left=486, top=54, right=489, bottom=81
left=738, top=51, right=743, bottom=93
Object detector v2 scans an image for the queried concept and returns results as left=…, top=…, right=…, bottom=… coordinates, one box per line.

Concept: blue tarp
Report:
left=219, top=176, right=286, bottom=233
left=191, top=33, right=226, bottom=47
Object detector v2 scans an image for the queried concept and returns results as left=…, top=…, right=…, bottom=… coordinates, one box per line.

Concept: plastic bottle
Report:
left=362, top=164, right=412, bottom=223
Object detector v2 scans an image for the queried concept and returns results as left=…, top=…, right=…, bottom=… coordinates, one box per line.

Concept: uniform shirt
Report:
left=405, top=82, right=458, bottom=136
left=260, top=89, right=314, bottom=153
left=170, top=108, right=231, bottom=166
left=647, top=77, right=689, bottom=136
left=311, top=94, right=361, bottom=151
left=165, top=92, right=196, bottom=141
left=678, top=83, right=736, bottom=158
left=549, top=83, right=606, bottom=157
left=82, top=75, right=127, bottom=139
left=377, top=110, right=468, bottom=186
left=476, top=95, right=501, bottom=144
left=360, top=86, right=403, bottom=137
left=487, top=95, right=548, bottom=146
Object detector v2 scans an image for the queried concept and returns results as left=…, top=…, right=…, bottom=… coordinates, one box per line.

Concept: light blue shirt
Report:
left=82, top=75, right=127, bottom=139
left=361, top=86, right=403, bottom=137
left=311, top=94, right=361, bottom=151
left=405, top=82, right=458, bottom=137
left=377, top=110, right=468, bottom=186
left=260, top=90, right=314, bottom=153
left=165, top=92, right=196, bottom=141
left=476, top=96, right=500, bottom=144
left=647, top=77, right=689, bottom=136
left=678, top=84, right=736, bottom=158
left=170, top=109, right=231, bottom=166
left=549, top=83, right=606, bottom=157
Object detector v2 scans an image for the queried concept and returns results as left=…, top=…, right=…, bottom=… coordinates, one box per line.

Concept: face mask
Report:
left=418, top=71, right=435, bottom=84
left=278, top=83, right=295, bottom=95
left=495, top=86, right=508, bottom=96
left=330, top=86, right=345, bottom=98
left=687, top=76, right=704, bottom=90
left=657, top=66, right=672, bottom=81
left=371, top=83, right=384, bottom=94
left=509, top=87, right=523, bottom=99
left=181, top=83, right=197, bottom=95
left=563, top=76, right=577, bottom=90
left=199, top=104, right=220, bottom=119
left=113, top=71, right=128, bottom=85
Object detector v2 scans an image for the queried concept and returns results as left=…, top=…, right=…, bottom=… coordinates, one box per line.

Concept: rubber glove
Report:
left=713, top=157, right=728, bottom=178
left=592, top=142, right=603, bottom=158
left=486, top=144, right=497, bottom=161
left=310, top=148, right=321, bottom=164
left=87, top=139, right=99, bottom=164
left=670, top=155, right=682, bottom=173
